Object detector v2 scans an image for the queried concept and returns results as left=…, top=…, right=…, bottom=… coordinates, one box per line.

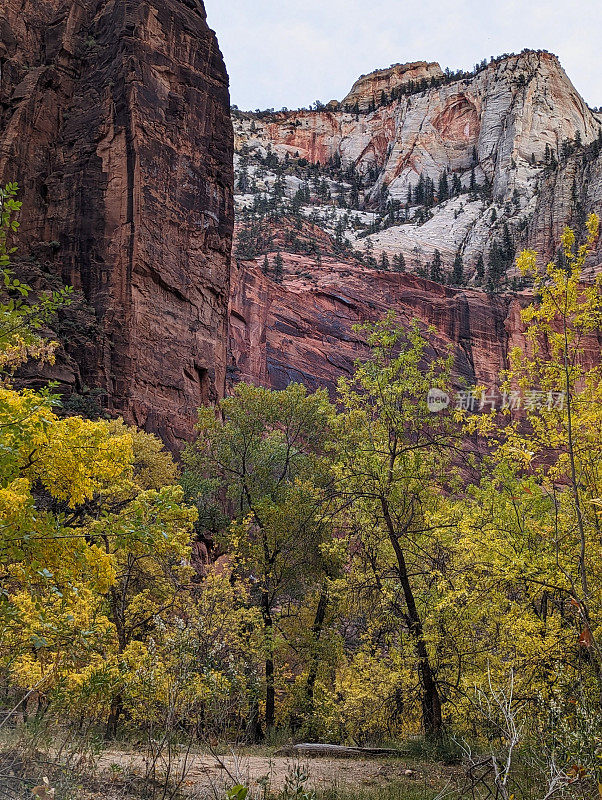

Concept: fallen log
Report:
left=275, top=743, right=402, bottom=758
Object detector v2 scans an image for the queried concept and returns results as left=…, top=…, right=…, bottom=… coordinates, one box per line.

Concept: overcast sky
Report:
left=203, top=0, right=600, bottom=111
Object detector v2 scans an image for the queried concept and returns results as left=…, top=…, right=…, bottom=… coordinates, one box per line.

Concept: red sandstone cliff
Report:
left=229, top=253, right=602, bottom=398
left=3, top=20, right=600, bottom=444
left=342, top=62, right=444, bottom=112
left=0, top=0, right=233, bottom=448
left=229, top=254, right=528, bottom=395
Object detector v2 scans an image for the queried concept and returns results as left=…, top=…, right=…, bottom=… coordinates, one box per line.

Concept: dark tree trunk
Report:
left=106, top=580, right=127, bottom=740
left=247, top=693, right=264, bottom=743
left=261, top=590, right=275, bottom=730
left=382, top=499, right=443, bottom=737
left=105, top=694, right=123, bottom=740
left=306, top=583, right=329, bottom=711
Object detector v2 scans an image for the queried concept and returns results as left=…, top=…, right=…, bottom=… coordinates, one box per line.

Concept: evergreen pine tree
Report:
left=291, top=188, right=305, bottom=213
left=469, top=167, right=477, bottom=193
left=452, top=251, right=464, bottom=286
left=379, top=252, right=390, bottom=271
left=502, top=223, right=514, bottom=263
left=363, top=237, right=376, bottom=268
left=451, top=174, right=462, bottom=196
left=430, top=249, right=443, bottom=283
left=475, top=253, right=485, bottom=284
left=487, top=240, right=508, bottom=291
left=393, top=252, right=406, bottom=272
left=237, top=164, right=250, bottom=193
left=415, top=175, right=425, bottom=205
left=274, top=252, right=284, bottom=283
left=438, top=171, right=449, bottom=202
left=262, top=255, right=270, bottom=274
left=424, top=177, right=435, bottom=207
left=273, top=172, right=285, bottom=199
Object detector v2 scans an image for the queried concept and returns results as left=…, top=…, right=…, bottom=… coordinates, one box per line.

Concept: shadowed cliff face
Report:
left=229, top=255, right=526, bottom=395
left=0, top=0, right=234, bottom=449
left=229, top=254, right=602, bottom=398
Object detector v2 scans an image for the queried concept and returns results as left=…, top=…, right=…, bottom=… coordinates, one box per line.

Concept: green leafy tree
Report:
left=333, top=315, right=457, bottom=736
left=450, top=216, right=602, bottom=787
left=0, top=187, right=197, bottom=742
left=501, top=216, right=602, bottom=681
left=183, top=384, right=336, bottom=733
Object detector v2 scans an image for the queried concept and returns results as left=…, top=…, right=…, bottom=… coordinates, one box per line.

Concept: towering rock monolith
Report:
left=0, top=0, right=234, bottom=448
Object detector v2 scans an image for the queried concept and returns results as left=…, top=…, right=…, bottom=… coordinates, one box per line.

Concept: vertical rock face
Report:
left=229, top=253, right=602, bottom=398
left=529, top=148, right=602, bottom=267
left=229, top=255, right=526, bottom=395
left=238, top=52, right=599, bottom=194
left=0, top=0, right=234, bottom=448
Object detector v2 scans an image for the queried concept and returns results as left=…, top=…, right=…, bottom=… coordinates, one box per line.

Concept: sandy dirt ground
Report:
left=96, top=749, right=449, bottom=795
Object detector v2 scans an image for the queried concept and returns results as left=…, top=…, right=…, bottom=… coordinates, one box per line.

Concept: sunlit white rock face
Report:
left=234, top=50, right=602, bottom=276
left=342, top=61, right=446, bottom=112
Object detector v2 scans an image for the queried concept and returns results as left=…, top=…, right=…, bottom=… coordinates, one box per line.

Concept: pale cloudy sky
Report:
left=203, top=0, right=600, bottom=111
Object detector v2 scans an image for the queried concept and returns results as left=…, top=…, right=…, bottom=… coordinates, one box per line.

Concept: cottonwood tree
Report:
left=455, top=216, right=602, bottom=775
left=333, top=315, right=460, bottom=736
left=0, top=185, right=197, bottom=742
left=183, top=383, right=335, bottom=734
left=492, top=216, right=602, bottom=685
